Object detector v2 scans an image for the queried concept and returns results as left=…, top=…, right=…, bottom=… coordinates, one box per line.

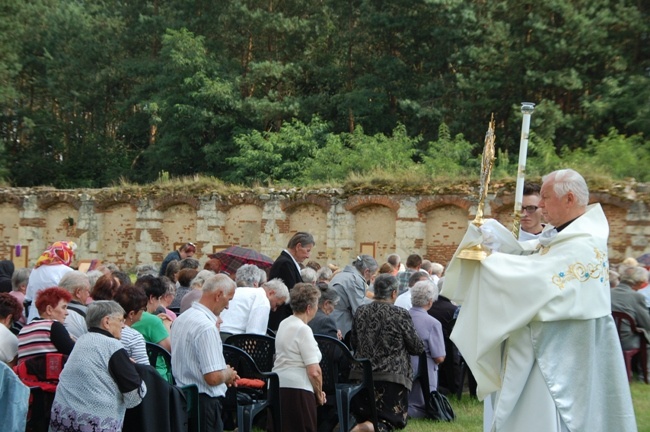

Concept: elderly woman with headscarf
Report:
left=273, top=283, right=326, bottom=432
left=50, top=300, right=146, bottom=431
left=25, top=241, right=76, bottom=322
left=350, top=274, right=424, bottom=432
left=407, top=280, right=445, bottom=418
left=17, top=287, right=75, bottom=381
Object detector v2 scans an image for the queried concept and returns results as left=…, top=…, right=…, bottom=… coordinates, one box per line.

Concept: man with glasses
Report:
left=519, top=183, right=545, bottom=241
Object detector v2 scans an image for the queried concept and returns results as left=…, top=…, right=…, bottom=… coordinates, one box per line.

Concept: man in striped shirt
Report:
left=171, top=274, right=240, bottom=432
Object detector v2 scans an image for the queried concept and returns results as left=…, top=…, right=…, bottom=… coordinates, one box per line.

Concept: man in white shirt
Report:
left=395, top=271, right=429, bottom=310
left=220, top=269, right=289, bottom=341
left=59, top=271, right=91, bottom=340
left=171, top=274, right=239, bottom=432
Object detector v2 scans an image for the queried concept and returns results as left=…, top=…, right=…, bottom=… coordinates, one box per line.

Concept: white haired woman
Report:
left=408, top=280, right=446, bottom=418
left=50, top=301, right=146, bottom=431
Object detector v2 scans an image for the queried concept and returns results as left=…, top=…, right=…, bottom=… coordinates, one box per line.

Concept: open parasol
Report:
left=209, top=246, right=274, bottom=275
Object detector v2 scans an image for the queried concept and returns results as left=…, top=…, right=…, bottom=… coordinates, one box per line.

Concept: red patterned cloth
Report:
left=34, top=241, right=76, bottom=269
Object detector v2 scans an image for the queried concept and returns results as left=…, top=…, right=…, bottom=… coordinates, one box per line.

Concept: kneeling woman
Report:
left=273, top=283, right=326, bottom=432
left=50, top=301, right=146, bottom=431
left=350, top=274, right=424, bottom=432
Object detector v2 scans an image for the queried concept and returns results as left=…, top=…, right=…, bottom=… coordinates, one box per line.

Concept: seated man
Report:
left=610, top=264, right=650, bottom=357
left=171, top=274, right=240, bottom=432
left=59, top=271, right=91, bottom=340
left=220, top=264, right=288, bottom=341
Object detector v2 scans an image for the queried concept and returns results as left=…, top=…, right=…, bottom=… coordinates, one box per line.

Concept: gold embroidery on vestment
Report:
left=552, top=248, right=608, bottom=290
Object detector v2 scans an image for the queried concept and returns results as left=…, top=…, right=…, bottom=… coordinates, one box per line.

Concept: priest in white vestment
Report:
left=445, top=169, right=637, bottom=432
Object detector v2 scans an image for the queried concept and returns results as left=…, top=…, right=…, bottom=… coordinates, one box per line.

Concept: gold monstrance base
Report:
left=457, top=115, right=496, bottom=261
left=457, top=242, right=490, bottom=261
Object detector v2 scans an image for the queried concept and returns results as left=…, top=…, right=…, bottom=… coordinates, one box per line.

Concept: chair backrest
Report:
left=145, top=342, right=174, bottom=384
left=612, top=311, right=643, bottom=339
left=225, top=334, right=276, bottom=372
left=314, top=334, right=352, bottom=394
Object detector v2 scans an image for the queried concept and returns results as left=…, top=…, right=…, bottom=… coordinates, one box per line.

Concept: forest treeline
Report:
left=0, top=0, right=648, bottom=188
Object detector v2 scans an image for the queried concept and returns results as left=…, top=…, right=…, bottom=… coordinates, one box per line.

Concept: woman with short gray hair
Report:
left=407, top=281, right=446, bottom=418
left=329, top=255, right=378, bottom=337
left=50, top=300, right=146, bottom=431
left=350, top=274, right=424, bottom=431
left=308, top=282, right=342, bottom=340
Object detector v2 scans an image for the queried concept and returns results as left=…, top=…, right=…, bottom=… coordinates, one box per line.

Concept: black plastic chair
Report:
left=225, top=334, right=276, bottom=373
left=145, top=341, right=175, bottom=384
left=314, top=334, right=378, bottom=432
left=222, top=344, right=282, bottom=432
left=413, top=351, right=432, bottom=406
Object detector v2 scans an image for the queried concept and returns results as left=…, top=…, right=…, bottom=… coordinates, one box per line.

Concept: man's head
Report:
left=405, top=254, right=422, bottom=270
left=287, top=232, right=315, bottom=263
left=262, top=279, right=289, bottom=311
left=59, top=271, right=91, bottom=304
left=540, top=169, right=589, bottom=227
left=521, top=183, right=544, bottom=234
left=386, top=253, right=401, bottom=270
left=408, top=270, right=429, bottom=288
left=179, top=242, right=196, bottom=259
left=619, top=265, right=649, bottom=290
left=200, top=274, right=236, bottom=315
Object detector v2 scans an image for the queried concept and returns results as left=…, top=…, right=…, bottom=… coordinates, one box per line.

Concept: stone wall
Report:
left=1, top=184, right=649, bottom=270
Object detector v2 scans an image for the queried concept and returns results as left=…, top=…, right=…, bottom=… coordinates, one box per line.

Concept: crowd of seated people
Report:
left=1, top=239, right=497, bottom=432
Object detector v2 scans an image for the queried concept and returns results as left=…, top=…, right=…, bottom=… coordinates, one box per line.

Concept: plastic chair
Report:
left=145, top=342, right=175, bottom=384
left=27, top=386, right=48, bottom=432
left=612, top=311, right=649, bottom=383
left=225, top=334, right=276, bottom=373
left=314, top=334, right=378, bottom=432
left=413, top=351, right=432, bottom=406
left=179, top=384, right=200, bottom=432
left=222, top=344, right=281, bottom=432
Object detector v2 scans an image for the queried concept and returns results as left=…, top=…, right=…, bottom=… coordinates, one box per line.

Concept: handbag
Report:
left=426, top=390, right=456, bottom=422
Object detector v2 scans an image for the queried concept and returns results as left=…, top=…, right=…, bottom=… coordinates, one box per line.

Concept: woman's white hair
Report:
left=542, top=169, right=589, bottom=206
left=410, top=280, right=439, bottom=307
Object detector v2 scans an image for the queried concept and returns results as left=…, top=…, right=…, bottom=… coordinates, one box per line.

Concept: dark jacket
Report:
left=123, top=364, right=187, bottom=432
left=268, top=250, right=303, bottom=330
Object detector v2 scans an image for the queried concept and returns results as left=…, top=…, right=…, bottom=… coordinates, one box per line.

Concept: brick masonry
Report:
left=0, top=185, right=649, bottom=270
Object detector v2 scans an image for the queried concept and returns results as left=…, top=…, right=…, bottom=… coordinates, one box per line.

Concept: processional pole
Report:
left=511, top=102, right=536, bottom=239
left=457, top=114, right=496, bottom=261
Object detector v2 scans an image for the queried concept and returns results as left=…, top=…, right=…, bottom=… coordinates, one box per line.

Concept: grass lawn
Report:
left=405, top=381, right=650, bottom=431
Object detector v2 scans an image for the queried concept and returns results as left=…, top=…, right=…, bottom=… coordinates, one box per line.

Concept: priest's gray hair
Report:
left=619, top=265, right=649, bottom=286
left=543, top=169, right=589, bottom=206
left=86, top=300, right=125, bottom=328
left=411, top=280, right=439, bottom=307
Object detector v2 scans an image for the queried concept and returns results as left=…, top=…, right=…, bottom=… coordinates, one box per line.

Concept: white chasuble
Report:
left=445, top=204, right=636, bottom=432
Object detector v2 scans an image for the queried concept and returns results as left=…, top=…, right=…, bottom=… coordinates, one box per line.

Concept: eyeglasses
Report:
left=109, top=315, right=126, bottom=324
left=522, top=205, right=539, bottom=214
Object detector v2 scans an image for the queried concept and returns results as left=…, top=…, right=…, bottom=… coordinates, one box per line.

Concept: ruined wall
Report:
left=1, top=185, right=649, bottom=270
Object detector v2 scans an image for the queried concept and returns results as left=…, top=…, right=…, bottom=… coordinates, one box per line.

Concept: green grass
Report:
left=404, top=382, right=650, bottom=431
left=251, top=381, right=649, bottom=431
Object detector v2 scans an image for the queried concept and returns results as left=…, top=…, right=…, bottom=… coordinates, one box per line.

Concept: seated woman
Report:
left=0, top=293, right=23, bottom=366
left=308, top=282, right=342, bottom=340
left=113, top=285, right=149, bottom=365
left=17, top=287, right=75, bottom=381
left=350, top=274, right=424, bottom=432
left=407, top=280, right=446, bottom=418
left=50, top=300, right=146, bottom=431
left=273, top=283, right=326, bottom=432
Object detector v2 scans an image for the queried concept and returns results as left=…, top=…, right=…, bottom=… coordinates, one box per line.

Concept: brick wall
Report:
left=1, top=185, right=648, bottom=271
